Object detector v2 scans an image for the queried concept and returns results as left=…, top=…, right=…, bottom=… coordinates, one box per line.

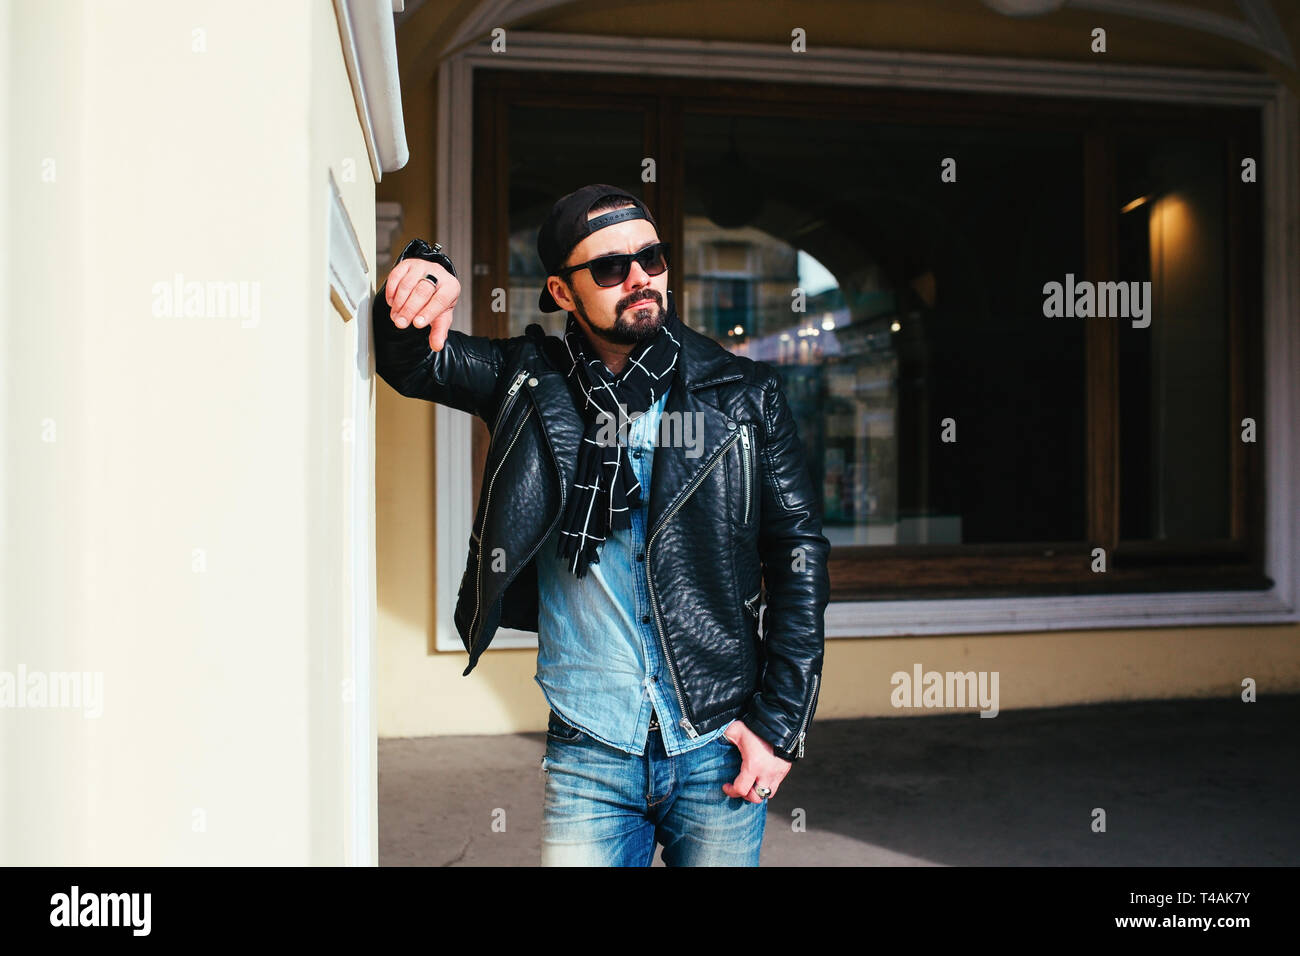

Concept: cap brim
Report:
left=538, top=285, right=561, bottom=313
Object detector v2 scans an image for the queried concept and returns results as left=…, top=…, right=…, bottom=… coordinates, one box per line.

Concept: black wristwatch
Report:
left=397, top=238, right=458, bottom=280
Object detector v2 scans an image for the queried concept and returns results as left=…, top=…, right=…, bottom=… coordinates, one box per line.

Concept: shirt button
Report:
left=641, top=614, right=651, bottom=623
left=633, top=450, right=642, bottom=458
left=636, top=553, right=644, bottom=562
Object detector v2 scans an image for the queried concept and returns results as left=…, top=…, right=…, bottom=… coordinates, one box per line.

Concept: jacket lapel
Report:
left=525, top=371, right=582, bottom=519
left=645, top=323, right=745, bottom=537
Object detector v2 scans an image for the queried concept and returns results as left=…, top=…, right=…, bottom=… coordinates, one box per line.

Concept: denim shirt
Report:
left=534, top=382, right=734, bottom=757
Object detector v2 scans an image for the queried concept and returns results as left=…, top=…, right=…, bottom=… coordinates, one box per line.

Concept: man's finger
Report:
left=387, top=272, right=418, bottom=326
left=385, top=259, right=425, bottom=309
left=384, top=266, right=399, bottom=306
left=393, top=275, right=438, bottom=324
left=727, top=765, right=758, bottom=803
left=410, top=281, right=457, bottom=329
left=416, top=283, right=457, bottom=329
left=385, top=264, right=410, bottom=308
left=390, top=260, right=449, bottom=318
left=411, top=279, right=459, bottom=330
left=427, top=310, right=453, bottom=351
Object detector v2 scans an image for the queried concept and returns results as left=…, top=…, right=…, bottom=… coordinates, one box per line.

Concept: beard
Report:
left=571, top=288, right=666, bottom=346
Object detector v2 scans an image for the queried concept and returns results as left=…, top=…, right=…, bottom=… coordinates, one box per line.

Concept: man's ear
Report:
left=547, top=275, right=571, bottom=311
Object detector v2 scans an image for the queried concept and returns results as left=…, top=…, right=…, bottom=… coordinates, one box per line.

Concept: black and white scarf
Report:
left=555, top=300, right=683, bottom=578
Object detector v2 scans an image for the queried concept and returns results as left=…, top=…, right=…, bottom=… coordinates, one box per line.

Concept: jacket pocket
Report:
left=490, top=370, right=530, bottom=444
left=737, top=422, right=756, bottom=525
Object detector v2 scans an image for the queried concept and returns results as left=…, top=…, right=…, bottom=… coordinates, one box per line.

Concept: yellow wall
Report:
left=1, top=0, right=376, bottom=864
left=374, top=0, right=1300, bottom=739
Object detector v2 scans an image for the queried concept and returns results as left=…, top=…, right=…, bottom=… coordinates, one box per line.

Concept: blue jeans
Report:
left=540, top=709, right=767, bottom=866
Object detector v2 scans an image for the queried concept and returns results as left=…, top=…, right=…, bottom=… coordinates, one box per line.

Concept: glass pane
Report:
left=683, top=113, right=1087, bottom=547
left=1117, top=137, right=1229, bottom=541
left=506, top=104, right=646, bottom=337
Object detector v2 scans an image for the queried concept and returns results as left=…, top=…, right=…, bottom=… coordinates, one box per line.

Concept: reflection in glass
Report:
left=1117, top=138, right=1229, bottom=542
left=683, top=113, right=1087, bottom=548
left=505, top=104, right=646, bottom=338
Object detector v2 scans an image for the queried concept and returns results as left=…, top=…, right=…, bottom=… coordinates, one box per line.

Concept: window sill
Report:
left=824, top=587, right=1296, bottom=637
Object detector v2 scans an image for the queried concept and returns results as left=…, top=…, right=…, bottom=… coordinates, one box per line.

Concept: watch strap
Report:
left=397, top=238, right=458, bottom=280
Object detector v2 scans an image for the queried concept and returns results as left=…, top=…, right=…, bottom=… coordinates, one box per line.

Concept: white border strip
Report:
left=433, top=35, right=1298, bottom=648
left=327, top=173, right=377, bottom=863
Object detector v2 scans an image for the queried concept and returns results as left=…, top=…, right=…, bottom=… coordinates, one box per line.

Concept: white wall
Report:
left=1, top=0, right=377, bottom=864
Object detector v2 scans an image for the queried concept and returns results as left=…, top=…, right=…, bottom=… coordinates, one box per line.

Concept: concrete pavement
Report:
left=379, top=696, right=1300, bottom=866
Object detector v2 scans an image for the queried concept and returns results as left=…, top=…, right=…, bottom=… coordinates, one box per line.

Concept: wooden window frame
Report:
left=427, top=34, right=1299, bottom=651
left=472, top=69, right=1266, bottom=599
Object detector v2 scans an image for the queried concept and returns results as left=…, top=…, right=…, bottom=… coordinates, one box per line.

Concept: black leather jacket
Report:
left=372, top=243, right=830, bottom=762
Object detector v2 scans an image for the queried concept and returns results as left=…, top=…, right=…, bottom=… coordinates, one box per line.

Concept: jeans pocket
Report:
left=545, top=709, right=584, bottom=742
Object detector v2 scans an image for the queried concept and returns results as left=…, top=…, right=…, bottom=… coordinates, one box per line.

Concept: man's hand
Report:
left=384, top=257, right=461, bottom=352
left=720, top=718, right=793, bottom=803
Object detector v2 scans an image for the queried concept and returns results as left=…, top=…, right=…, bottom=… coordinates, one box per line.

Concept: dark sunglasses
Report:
left=556, top=242, right=671, bottom=288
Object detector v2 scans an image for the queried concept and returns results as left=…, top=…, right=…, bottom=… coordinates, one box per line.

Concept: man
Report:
left=373, top=184, right=829, bottom=866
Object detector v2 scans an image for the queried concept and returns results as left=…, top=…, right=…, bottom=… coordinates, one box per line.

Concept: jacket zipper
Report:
left=466, top=376, right=571, bottom=664
left=467, top=370, right=530, bottom=647
left=738, top=423, right=753, bottom=524
left=467, top=401, right=533, bottom=651
left=791, top=673, right=819, bottom=759
left=491, top=371, right=529, bottom=439
left=645, top=427, right=743, bottom=739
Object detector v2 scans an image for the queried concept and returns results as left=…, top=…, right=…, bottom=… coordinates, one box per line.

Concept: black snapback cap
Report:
left=536, top=184, right=659, bottom=313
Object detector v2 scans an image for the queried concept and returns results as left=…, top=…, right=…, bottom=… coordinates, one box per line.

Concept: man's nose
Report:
left=625, top=258, right=652, bottom=288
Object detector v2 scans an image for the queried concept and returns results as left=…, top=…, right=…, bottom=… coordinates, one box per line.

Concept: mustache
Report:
left=621, top=291, right=661, bottom=310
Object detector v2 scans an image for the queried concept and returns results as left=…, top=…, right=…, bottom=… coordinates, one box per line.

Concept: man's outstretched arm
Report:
left=372, top=238, right=508, bottom=422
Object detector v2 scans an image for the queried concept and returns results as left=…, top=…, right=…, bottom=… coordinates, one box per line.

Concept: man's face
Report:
left=546, top=212, right=668, bottom=346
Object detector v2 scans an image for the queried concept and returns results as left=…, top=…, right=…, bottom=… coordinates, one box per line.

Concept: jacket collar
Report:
left=524, top=299, right=748, bottom=535
left=526, top=291, right=745, bottom=391
left=675, top=321, right=746, bottom=391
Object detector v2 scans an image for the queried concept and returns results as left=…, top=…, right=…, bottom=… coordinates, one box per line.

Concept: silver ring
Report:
left=753, top=784, right=772, bottom=799
left=421, top=273, right=438, bottom=285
